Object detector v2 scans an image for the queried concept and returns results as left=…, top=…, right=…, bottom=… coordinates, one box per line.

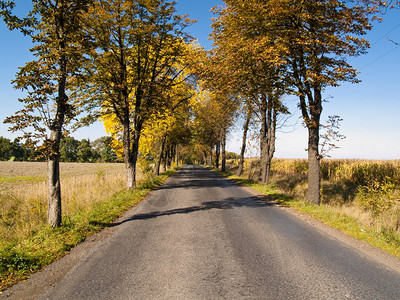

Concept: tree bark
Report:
left=48, top=151, right=62, bottom=227
left=47, top=45, right=68, bottom=227
left=221, top=129, right=226, bottom=172
left=306, top=85, right=322, bottom=204
left=215, top=142, right=220, bottom=169
left=260, top=94, right=268, bottom=184
left=130, top=128, right=141, bottom=188
left=155, top=135, right=166, bottom=175
left=47, top=105, right=64, bottom=227
left=122, top=108, right=134, bottom=190
left=292, top=49, right=322, bottom=205
left=237, top=107, right=251, bottom=177
left=167, top=145, right=172, bottom=168
left=259, top=92, right=278, bottom=185
left=265, top=98, right=277, bottom=185
left=162, top=144, right=168, bottom=171
left=175, top=144, right=178, bottom=166
left=307, top=125, right=321, bottom=204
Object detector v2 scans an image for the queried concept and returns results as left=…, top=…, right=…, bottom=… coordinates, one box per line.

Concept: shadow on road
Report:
left=110, top=195, right=273, bottom=226
left=155, top=166, right=235, bottom=190
left=90, top=166, right=274, bottom=228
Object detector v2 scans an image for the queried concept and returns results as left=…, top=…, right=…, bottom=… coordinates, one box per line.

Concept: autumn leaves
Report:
left=0, top=0, right=374, bottom=228
left=204, top=0, right=373, bottom=205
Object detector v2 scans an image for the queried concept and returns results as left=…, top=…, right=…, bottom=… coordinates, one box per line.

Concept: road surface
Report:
left=12, top=165, right=400, bottom=299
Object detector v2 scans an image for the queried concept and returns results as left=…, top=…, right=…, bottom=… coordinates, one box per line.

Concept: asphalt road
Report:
left=39, top=165, right=400, bottom=299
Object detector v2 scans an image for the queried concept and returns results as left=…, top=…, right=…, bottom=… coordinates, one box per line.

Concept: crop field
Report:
left=0, top=162, right=128, bottom=247
left=0, top=161, right=178, bottom=290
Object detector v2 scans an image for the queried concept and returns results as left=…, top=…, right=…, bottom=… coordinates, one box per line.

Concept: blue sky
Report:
left=0, top=1, right=399, bottom=159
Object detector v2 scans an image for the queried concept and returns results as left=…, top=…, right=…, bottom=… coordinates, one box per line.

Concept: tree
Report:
left=189, top=85, right=237, bottom=170
left=60, top=136, right=79, bottom=162
left=0, top=137, right=13, bottom=161
left=276, top=0, right=371, bottom=204
left=210, top=1, right=289, bottom=183
left=236, top=104, right=251, bottom=176
left=1, top=0, right=93, bottom=226
left=77, top=138, right=93, bottom=162
left=85, top=0, right=193, bottom=189
left=92, top=136, right=118, bottom=162
left=211, top=0, right=372, bottom=203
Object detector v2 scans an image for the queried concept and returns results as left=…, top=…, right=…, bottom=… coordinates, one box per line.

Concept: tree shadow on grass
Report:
left=321, top=180, right=357, bottom=205
left=267, top=192, right=296, bottom=204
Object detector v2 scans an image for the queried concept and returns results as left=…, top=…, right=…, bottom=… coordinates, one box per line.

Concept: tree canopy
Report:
left=1, top=0, right=377, bottom=229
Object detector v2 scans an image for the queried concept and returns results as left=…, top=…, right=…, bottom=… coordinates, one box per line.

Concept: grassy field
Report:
left=0, top=161, right=175, bottom=290
left=225, top=158, right=400, bottom=257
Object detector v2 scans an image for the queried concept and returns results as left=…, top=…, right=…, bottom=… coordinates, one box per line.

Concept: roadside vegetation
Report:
left=0, top=161, right=177, bottom=291
left=219, top=158, right=400, bottom=258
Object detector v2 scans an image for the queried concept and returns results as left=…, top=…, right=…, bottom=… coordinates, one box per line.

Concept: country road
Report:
left=4, top=165, right=400, bottom=299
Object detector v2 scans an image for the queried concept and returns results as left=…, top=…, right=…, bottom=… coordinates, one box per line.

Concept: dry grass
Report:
left=0, top=162, right=132, bottom=247
left=0, top=161, right=176, bottom=290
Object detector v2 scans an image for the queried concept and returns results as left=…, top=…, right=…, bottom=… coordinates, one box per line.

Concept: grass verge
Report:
left=0, top=168, right=177, bottom=291
left=212, top=168, right=400, bottom=259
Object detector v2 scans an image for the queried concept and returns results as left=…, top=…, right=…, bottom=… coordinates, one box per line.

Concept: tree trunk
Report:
left=237, top=107, right=251, bottom=176
left=292, top=51, right=322, bottom=205
left=48, top=154, right=62, bottom=227
left=167, top=145, right=172, bottom=168
left=221, top=129, right=226, bottom=172
left=126, top=161, right=135, bottom=190
left=307, top=126, right=321, bottom=204
left=306, top=86, right=322, bottom=205
left=215, top=142, right=220, bottom=169
left=175, top=144, right=178, bottom=166
left=47, top=113, right=64, bottom=227
left=264, top=99, right=277, bottom=185
left=260, top=94, right=268, bottom=184
left=155, top=135, right=166, bottom=175
left=122, top=112, right=134, bottom=190
left=162, top=146, right=167, bottom=171
left=130, top=128, right=141, bottom=188
left=47, top=48, right=68, bottom=227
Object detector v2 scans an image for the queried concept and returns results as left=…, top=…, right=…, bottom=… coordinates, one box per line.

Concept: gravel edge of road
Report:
left=2, top=167, right=400, bottom=299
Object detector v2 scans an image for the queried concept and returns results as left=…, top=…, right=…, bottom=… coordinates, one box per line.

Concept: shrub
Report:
left=356, top=179, right=398, bottom=217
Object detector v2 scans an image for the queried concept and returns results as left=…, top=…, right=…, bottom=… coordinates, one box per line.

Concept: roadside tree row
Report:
left=0, top=0, right=385, bottom=227
left=198, top=0, right=375, bottom=205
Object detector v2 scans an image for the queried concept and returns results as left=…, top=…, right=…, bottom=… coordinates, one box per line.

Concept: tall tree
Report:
left=92, top=136, right=118, bottom=162
left=1, top=0, right=93, bottom=226
left=236, top=104, right=252, bottom=176
left=60, top=136, right=79, bottom=162
left=85, top=0, right=193, bottom=189
left=210, top=0, right=289, bottom=184
left=276, top=0, right=371, bottom=204
left=211, top=0, right=371, bottom=203
left=190, top=86, right=237, bottom=170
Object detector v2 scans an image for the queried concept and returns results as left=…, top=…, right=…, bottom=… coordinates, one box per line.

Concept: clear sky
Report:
left=0, top=1, right=399, bottom=159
